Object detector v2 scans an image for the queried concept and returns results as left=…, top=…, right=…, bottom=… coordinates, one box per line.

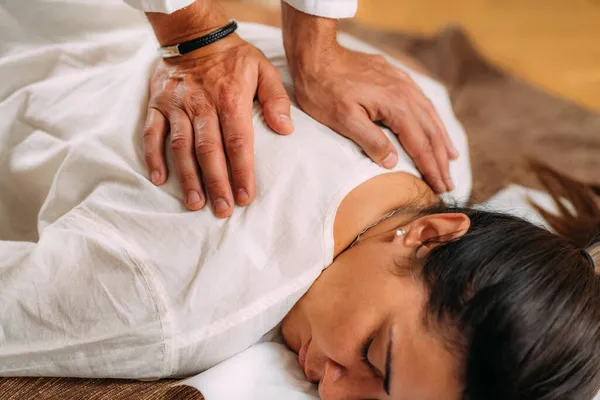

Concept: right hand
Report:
left=143, top=35, right=294, bottom=218
left=281, top=3, right=457, bottom=194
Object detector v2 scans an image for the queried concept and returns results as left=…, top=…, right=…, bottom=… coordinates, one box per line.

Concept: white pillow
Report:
left=180, top=342, right=318, bottom=400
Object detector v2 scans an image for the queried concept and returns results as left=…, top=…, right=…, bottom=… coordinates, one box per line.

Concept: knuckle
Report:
left=165, top=89, right=184, bottom=110
left=220, top=98, right=239, bottom=115
left=384, top=113, right=404, bottom=131
left=179, top=170, right=197, bottom=184
left=225, top=135, right=247, bottom=154
left=203, top=178, right=228, bottom=197
left=218, top=85, right=240, bottom=112
left=264, top=94, right=291, bottom=108
left=143, top=149, right=156, bottom=164
left=259, top=64, right=277, bottom=81
left=426, top=124, right=439, bottom=137
left=229, top=163, right=250, bottom=179
left=143, top=125, right=158, bottom=139
left=385, top=97, right=409, bottom=116
left=170, top=134, right=189, bottom=151
left=337, top=99, right=355, bottom=116
left=195, top=138, right=220, bottom=158
left=339, top=92, right=356, bottom=106
left=421, top=140, right=434, bottom=154
left=390, top=92, right=410, bottom=107
left=415, top=143, right=434, bottom=159
left=185, top=92, right=207, bottom=115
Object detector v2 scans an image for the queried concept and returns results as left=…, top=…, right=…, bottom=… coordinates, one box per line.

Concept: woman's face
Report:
left=282, top=213, right=470, bottom=400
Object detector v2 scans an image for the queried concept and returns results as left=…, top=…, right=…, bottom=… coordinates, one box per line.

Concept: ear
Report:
left=394, top=213, right=471, bottom=249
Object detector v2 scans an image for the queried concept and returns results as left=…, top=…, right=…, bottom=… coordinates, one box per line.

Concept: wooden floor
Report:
left=224, top=0, right=600, bottom=111
left=355, top=0, right=600, bottom=111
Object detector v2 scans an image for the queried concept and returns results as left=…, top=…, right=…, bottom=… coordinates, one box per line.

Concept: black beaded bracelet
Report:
left=158, top=20, right=238, bottom=58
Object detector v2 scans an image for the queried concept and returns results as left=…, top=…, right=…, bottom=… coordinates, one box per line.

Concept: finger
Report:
left=335, top=106, right=399, bottom=170
left=381, top=106, right=447, bottom=193
left=258, top=62, right=294, bottom=135
left=442, top=123, right=460, bottom=161
left=169, top=111, right=206, bottom=211
left=143, top=108, right=169, bottom=185
left=219, top=89, right=256, bottom=209
left=408, top=85, right=459, bottom=160
left=411, top=101, right=453, bottom=191
left=193, top=110, right=234, bottom=218
left=414, top=102, right=453, bottom=192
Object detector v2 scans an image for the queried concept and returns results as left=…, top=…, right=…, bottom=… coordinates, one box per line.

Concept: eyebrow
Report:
left=384, top=327, right=393, bottom=396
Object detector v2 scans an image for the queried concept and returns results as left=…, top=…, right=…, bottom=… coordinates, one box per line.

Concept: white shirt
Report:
left=123, top=0, right=358, bottom=18
left=0, top=0, right=470, bottom=379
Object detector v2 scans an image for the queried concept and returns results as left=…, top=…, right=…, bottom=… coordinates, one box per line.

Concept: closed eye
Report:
left=361, top=336, right=379, bottom=376
left=362, top=334, right=392, bottom=397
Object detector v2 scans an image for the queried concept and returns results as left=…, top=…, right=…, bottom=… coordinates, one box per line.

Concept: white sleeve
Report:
left=282, top=0, right=358, bottom=19
left=123, top=0, right=357, bottom=18
left=123, top=0, right=195, bottom=14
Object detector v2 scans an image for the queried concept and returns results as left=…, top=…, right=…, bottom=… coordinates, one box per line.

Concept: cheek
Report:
left=307, top=278, right=389, bottom=359
left=309, top=270, right=383, bottom=329
left=303, top=246, right=402, bottom=356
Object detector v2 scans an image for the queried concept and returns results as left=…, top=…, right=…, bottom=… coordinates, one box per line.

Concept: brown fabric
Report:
left=2, top=23, right=599, bottom=400
left=339, top=22, right=600, bottom=202
left=0, top=378, right=203, bottom=400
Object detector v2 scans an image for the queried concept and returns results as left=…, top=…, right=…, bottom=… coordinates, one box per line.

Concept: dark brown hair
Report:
left=418, top=165, right=600, bottom=400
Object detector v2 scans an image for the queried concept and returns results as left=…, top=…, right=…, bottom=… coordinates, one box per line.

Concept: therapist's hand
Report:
left=282, top=3, right=458, bottom=193
left=144, top=2, right=293, bottom=217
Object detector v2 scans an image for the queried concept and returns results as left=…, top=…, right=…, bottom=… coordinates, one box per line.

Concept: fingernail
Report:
left=280, top=114, right=293, bottom=128
left=237, top=189, right=249, bottom=204
left=186, top=190, right=202, bottom=205
left=451, top=144, right=459, bottom=158
left=434, top=181, right=446, bottom=193
left=214, top=198, right=229, bottom=213
left=446, top=178, right=455, bottom=192
left=382, top=152, right=398, bottom=169
left=151, top=171, right=161, bottom=185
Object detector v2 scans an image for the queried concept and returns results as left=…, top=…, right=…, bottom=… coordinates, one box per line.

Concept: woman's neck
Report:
left=333, top=172, right=438, bottom=257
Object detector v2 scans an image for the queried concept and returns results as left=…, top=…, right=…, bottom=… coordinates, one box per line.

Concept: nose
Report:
left=318, top=359, right=347, bottom=400
left=318, top=359, right=383, bottom=400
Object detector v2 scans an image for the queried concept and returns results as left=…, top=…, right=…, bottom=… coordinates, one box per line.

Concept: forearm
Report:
left=281, top=1, right=338, bottom=75
left=146, top=0, right=229, bottom=46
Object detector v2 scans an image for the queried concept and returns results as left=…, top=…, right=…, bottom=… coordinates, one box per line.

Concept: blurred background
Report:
left=224, top=0, right=600, bottom=111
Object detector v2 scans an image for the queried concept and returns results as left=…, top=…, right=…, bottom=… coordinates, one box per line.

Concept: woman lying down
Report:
left=1, top=21, right=600, bottom=400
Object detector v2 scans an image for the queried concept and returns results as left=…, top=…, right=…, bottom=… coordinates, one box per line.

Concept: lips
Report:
left=298, top=338, right=311, bottom=373
left=298, top=338, right=321, bottom=383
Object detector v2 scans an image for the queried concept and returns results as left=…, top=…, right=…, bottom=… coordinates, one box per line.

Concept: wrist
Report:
left=147, top=0, right=229, bottom=46
left=281, top=2, right=339, bottom=75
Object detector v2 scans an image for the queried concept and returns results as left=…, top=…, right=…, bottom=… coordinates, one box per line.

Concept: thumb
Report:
left=257, top=61, right=294, bottom=135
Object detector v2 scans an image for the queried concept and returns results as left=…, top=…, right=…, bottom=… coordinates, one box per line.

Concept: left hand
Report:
left=282, top=4, right=458, bottom=194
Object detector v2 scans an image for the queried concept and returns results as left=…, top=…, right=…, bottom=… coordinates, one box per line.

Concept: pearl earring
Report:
left=396, top=228, right=406, bottom=237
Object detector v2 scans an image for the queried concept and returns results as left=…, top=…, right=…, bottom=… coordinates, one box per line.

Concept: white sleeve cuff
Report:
left=123, top=0, right=195, bottom=14
left=282, top=0, right=358, bottom=19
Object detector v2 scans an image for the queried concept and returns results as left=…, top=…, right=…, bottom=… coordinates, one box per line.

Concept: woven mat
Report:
left=0, top=377, right=201, bottom=400
left=2, top=22, right=599, bottom=400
